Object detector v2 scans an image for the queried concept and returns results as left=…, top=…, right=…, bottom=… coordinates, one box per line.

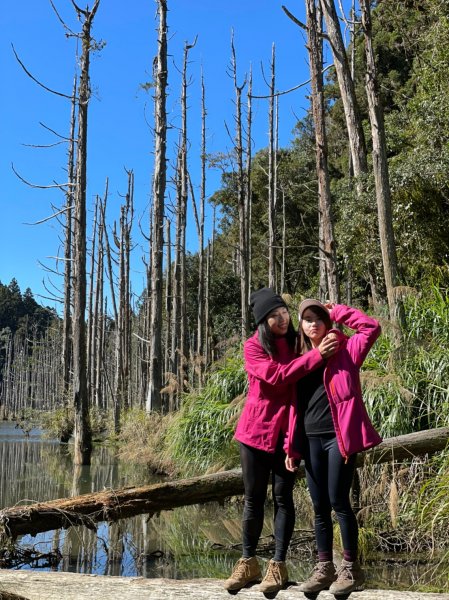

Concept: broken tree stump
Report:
left=0, top=427, right=447, bottom=539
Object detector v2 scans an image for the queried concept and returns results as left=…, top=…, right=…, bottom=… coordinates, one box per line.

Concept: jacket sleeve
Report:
left=329, top=304, right=381, bottom=367
left=244, top=337, right=323, bottom=385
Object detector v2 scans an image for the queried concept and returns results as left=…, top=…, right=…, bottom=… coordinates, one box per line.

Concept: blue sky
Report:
left=1, top=0, right=342, bottom=310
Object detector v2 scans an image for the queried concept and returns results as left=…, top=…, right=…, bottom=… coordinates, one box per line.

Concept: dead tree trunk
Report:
left=245, top=68, right=253, bottom=298
left=60, top=75, right=77, bottom=443
left=171, top=147, right=183, bottom=402
left=93, top=197, right=105, bottom=411
left=268, top=44, right=277, bottom=290
left=87, top=198, right=99, bottom=408
left=72, top=0, right=101, bottom=465
left=196, top=71, right=207, bottom=375
left=1, top=428, right=447, bottom=539
left=306, top=0, right=340, bottom=303
left=146, top=0, right=168, bottom=413
left=319, top=0, right=368, bottom=178
left=360, top=0, right=404, bottom=338
left=230, top=34, right=249, bottom=340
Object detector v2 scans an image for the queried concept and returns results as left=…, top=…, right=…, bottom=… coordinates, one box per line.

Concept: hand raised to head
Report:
left=318, top=333, right=339, bottom=359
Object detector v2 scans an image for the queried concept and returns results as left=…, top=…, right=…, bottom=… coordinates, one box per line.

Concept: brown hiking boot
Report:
left=299, top=560, right=337, bottom=593
left=258, top=559, right=288, bottom=593
left=329, top=559, right=365, bottom=595
left=223, top=556, right=262, bottom=591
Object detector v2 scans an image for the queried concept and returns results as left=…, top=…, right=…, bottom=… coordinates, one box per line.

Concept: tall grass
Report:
left=362, top=283, right=449, bottom=436
left=163, top=352, right=247, bottom=475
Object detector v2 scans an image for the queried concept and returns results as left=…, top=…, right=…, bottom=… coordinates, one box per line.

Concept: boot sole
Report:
left=224, top=578, right=262, bottom=593
left=331, top=583, right=365, bottom=597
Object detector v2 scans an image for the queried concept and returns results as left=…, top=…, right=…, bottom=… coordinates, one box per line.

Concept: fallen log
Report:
left=1, top=569, right=449, bottom=600
left=0, top=427, right=447, bottom=539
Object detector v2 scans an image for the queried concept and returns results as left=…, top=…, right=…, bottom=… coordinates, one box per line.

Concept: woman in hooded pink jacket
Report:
left=224, top=288, right=338, bottom=594
left=285, top=300, right=382, bottom=596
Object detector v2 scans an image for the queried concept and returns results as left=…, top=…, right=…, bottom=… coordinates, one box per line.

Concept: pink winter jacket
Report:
left=234, top=331, right=324, bottom=453
left=285, top=304, right=382, bottom=461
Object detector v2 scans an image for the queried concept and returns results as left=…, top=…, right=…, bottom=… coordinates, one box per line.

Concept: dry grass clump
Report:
left=118, top=408, right=176, bottom=475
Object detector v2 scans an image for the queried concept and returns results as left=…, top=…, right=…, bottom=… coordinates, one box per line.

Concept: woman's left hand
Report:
left=285, top=456, right=298, bottom=472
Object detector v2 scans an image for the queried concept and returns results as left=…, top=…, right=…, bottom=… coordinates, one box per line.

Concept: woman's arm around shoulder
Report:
left=328, top=303, right=381, bottom=367
left=244, top=333, right=325, bottom=386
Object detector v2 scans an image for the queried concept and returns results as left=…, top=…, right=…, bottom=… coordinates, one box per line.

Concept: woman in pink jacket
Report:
left=285, top=299, right=382, bottom=596
left=224, top=288, right=338, bottom=594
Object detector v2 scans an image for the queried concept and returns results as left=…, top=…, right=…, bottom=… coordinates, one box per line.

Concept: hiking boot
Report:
left=223, top=556, right=262, bottom=591
left=258, top=559, right=288, bottom=593
left=299, top=560, right=337, bottom=593
left=329, top=559, right=365, bottom=595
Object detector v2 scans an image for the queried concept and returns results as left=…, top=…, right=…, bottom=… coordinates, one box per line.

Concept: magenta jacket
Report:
left=234, top=331, right=324, bottom=453
left=285, top=304, right=382, bottom=460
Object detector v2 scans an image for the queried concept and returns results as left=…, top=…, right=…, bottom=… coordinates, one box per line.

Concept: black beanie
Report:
left=250, top=287, right=287, bottom=325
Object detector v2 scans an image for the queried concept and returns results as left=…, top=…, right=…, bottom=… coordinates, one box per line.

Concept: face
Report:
left=266, top=307, right=290, bottom=336
left=301, top=307, right=328, bottom=346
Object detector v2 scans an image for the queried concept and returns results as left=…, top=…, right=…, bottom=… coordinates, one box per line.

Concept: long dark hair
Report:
left=299, top=305, right=332, bottom=355
left=258, top=318, right=297, bottom=357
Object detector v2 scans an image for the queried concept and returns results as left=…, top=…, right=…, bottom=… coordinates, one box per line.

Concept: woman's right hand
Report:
left=318, top=333, right=339, bottom=359
left=285, top=456, right=298, bottom=472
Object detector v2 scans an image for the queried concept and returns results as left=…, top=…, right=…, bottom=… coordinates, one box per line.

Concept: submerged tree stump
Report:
left=0, top=427, right=447, bottom=539
left=0, top=571, right=448, bottom=600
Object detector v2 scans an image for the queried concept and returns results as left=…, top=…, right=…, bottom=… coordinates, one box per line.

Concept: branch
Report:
left=23, top=205, right=74, bottom=226
left=251, top=64, right=333, bottom=99
left=39, top=122, right=73, bottom=142
left=49, top=0, right=77, bottom=37
left=12, top=163, right=74, bottom=191
left=282, top=5, right=329, bottom=39
left=22, top=141, right=66, bottom=149
left=11, top=44, right=73, bottom=100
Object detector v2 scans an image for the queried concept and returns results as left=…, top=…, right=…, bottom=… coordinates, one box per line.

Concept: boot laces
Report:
left=336, top=563, right=355, bottom=583
left=264, top=561, right=282, bottom=584
left=232, top=559, right=251, bottom=579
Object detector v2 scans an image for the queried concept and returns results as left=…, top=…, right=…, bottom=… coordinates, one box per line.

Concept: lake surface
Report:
left=0, top=422, right=446, bottom=590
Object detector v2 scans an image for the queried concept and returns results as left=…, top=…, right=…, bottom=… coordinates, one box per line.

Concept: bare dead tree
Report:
left=163, top=218, right=173, bottom=408
left=72, top=0, right=101, bottom=466
left=245, top=67, right=253, bottom=299
left=86, top=197, right=99, bottom=407
left=113, top=171, right=134, bottom=432
left=230, top=33, right=249, bottom=340
left=360, top=0, right=404, bottom=338
left=305, top=0, right=340, bottom=303
left=268, top=44, right=277, bottom=290
left=146, top=0, right=168, bottom=413
left=319, top=0, right=367, bottom=179
left=93, top=195, right=106, bottom=411
left=170, top=146, right=183, bottom=404
left=196, top=70, right=207, bottom=376
left=61, top=75, right=77, bottom=442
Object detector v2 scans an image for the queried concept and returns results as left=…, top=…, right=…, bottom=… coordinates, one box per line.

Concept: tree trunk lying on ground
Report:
left=0, top=427, right=447, bottom=539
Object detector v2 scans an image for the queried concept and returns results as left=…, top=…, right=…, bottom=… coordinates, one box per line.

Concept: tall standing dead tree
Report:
left=146, top=0, right=168, bottom=413
left=319, top=0, right=367, bottom=179
left=360, top=0, right=404, bottom=337
left=268, top=44, right=278, bottom=290
left=72, top=0, right=101, bottom=465
left=61, top=75, right=77, bottom=443
left=230, top=33, right=250, bottom=340
left=305, top=0, right=339, bottom=302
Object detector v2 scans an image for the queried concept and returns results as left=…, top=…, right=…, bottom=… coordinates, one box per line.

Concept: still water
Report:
left=0, top=422, right=446, bottom=590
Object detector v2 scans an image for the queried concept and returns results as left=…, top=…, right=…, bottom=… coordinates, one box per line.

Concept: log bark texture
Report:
left=0, top=428, right=447, bottom=539
left=0, top=570, right=448, bottom=600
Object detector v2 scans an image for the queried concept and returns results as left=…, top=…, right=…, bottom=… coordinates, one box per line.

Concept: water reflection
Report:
left=0, top=422, right=447, bottom=590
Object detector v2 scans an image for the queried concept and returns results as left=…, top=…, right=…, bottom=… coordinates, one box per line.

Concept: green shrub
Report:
left=164, top=351, right=246, bottom=475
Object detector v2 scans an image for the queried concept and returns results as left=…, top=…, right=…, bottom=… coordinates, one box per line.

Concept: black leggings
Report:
left=303, top=434, right=358, bottom=559
left=240, top=440, right=296, bottom=562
